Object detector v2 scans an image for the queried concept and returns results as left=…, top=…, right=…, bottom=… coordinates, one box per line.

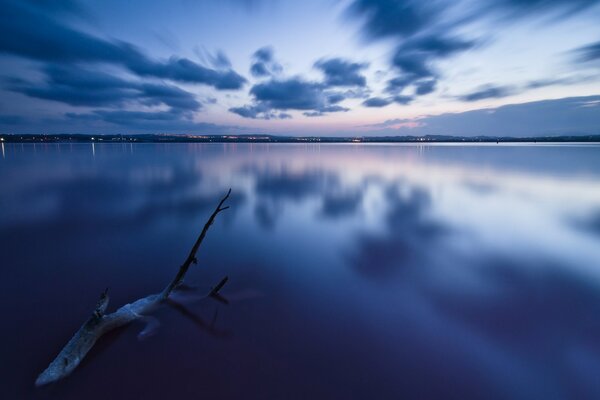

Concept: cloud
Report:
left=8, top=65, right=201, bottom=114
left=384, top=34, right=476, bottom=97
left=346, top=0, right=598, bottom=106
left=303, top=105, right=349, bottom=117
left=414, top=79, right=437, bottom=95
left=0, top=0, right=246, bottom=90
left=362, top=95, right=413, bottom=108
left=128, top=57, right=246, bottom=89
left=0, top=1, right=252, bottom=133
left=488, top=0, right=600, bottom=17
left=360, top=118, right=414, bottom=128
left=62, top=111, right=248, bottom=134
left=389, top=35, right=475, bottom=81
left=85, top=110, right=184, bottom=124
left=249, top=46, right=283, bottom=78
left=206, top=49, right=233, bottom=69
left=327, top=93, right=346, bottom=104
left=345, top=0, right=439, bottom=41
left=229, top=104, right=292, bottom=120
left=458, top=85, right=516, bottom=102
left=314, top=58, right=368, bottom=87
left=250, top=77, right=346, bottom=111
left=231, top=77, right=351, bottom=119
left=525, top=74, right=597, bottom=88
left=345, top=1, right=476, bottom=102
left=363, top=97, right=392, bottom=108
left=455, top=75, right=595, bottom=102
left=365, top=95, right=600, bottom=137
left=574, top=40, right=600, bottom=62
left=393, top=95, right=414, bottom=104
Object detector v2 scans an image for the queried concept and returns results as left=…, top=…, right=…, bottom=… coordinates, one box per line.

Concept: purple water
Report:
left=1, top=143, right=600, bottom=399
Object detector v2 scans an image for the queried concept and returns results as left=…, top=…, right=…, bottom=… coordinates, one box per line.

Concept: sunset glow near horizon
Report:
left=1, top=0, right=599, bottom=137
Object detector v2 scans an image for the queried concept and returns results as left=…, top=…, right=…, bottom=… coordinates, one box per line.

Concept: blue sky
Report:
left=0, top=0, right=599, bottom=136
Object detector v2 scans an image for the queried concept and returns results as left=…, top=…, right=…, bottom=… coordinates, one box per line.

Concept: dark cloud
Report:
left=414, top=79, right=437, bottom=95
left=249, top=46, right=282, bottom=78
left=390, top=35, right=475, bottom=79
left=385, top=34, right=476, bottom=97
left=0, top=0, right=246, bottom=90
left=250, top=78, right=338, bottom=109
left=574, top=40, right=600, bottom=62
left=250, top=62, right=270, bottom=78
left=393, top=95, right=414, bottom=104
left=8, top=65, right=201, bottom=113
left=362, top=94, right=413, bottom=108
left=231, top=77, right=351, bottom=119
left=0, top=0, right=252, bottom=133
left=250, top=78, right=325, bottom=110
left=363, top=97, right=392, bottom=108
left=345, top=0, right=439, bottom=41
left=327, top=93, right=346, bottom=104
left=254, top=47, right=274, bottom=63
left=229, top=104, right=292, bottom=120
left=345, top=1, right=475, bottom=102
left=458, top=85, right=516, bottom=102
left=385, top=75, right=416, bottom=93
left=303, top=105, right=349, bottom=117
left=128, top=57, right=246, bottom=89
left=314, top=58, right=368, bottom=87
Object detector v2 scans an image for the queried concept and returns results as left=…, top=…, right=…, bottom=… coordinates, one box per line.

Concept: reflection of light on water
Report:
left=1, top=142, right=4, bottom=159
left=92, top=142, right=95, bottom=157
left=1, top=143, right=599, bottom=399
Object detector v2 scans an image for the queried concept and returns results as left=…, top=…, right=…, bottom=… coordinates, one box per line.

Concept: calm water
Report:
left=1, top=143, right=600, bottom=399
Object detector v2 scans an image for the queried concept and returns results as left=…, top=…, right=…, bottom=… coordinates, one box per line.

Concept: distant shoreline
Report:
left=1, top=133, right=599, bottom=144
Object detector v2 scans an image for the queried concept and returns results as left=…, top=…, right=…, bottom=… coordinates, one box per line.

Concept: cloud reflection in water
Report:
left=1, top=143, right=600, bottom=399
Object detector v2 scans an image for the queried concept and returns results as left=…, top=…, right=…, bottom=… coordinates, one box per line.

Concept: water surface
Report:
left=1, top=143, right=600, bottom=399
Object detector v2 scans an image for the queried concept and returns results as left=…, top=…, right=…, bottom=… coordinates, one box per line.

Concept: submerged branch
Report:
left=162, top=188, right=231, bottom=298
left=35, top=189, right=232, bottom=387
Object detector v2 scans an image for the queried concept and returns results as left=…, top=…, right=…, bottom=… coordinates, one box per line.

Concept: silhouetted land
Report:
left=1, top=133, right=599, bottom=143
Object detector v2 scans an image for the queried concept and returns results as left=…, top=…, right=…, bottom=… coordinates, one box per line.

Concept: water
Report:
left=1, top=143, right=599, bottom=399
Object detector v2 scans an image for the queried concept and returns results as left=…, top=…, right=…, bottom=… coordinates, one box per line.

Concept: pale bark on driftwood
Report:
left=35, top=189, right=232, bottom=386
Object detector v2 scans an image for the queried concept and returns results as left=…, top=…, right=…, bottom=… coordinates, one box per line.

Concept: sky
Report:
left=0, top=0, right=599, bottom=137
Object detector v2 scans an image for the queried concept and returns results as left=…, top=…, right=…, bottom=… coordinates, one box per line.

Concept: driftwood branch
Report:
left=35, top=189, right=232, bottom=387
left=162, top=188, right=231, bottom=298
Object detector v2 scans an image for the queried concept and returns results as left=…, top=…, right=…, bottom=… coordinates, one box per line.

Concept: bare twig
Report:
left=162, top=188, right=231, bottom=298
left=35, top=189, right=232, bottom=386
